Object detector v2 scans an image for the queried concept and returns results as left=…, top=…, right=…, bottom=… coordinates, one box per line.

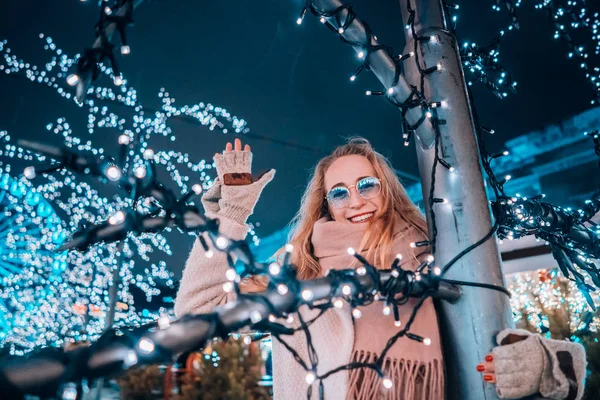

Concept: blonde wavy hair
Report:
left=243, top=137, right=429, bottom=292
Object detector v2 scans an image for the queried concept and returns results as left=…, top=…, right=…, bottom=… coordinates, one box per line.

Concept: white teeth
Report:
left=350, top=213, right=374, bottom=223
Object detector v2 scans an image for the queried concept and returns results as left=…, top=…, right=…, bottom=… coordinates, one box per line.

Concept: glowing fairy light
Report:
left=106, top=165, right=122, bottom=181
left=192, top=184, right=202, bottom=195
left=157, top=315, right=171, bottom=330
left=215, top=236, right=229, bottom=249
left=222, top=282, right=234, bottom=293
left=133, top=165, right=146, bottom=179
left=66, top=74, right=80, bottom=86
left=108, top=210, right=126, bottom=225
left=382, top=377, right=393, bottom=389
left=277, top=284, right=289, bottom=295
left=118, top=134, right=130, bottom=145
left=269, top=262, right=281, bottom=276
left=301, top=289, right=314, bottom=301
left=225, top=268, right=237, bottom=281
left=342, top=284, right=352, bottom=296
left=137, top=338, right=155, bottom=354
left=250, top=310, right=262, bottom=324
left=143, top=148, right=155, bottom=160
left=23, top=166, right=36, bottom=179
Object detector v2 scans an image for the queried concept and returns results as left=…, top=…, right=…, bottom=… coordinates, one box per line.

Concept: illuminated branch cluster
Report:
left=509, top=268, right=600, bottom=338
left=460, top=37, right=518, bottom=99
left=494, top=0, right=600, bottom=104
left=0, top=33, right=255, bottom=353
left=494, top=196, right=600, bottom=308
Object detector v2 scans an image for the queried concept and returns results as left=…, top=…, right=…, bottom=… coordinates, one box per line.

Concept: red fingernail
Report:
left=484, top=374, right=493, bottom=382
left=476, top=364, right=485, bottom=372
left=485, top=355, right=493, bottom=362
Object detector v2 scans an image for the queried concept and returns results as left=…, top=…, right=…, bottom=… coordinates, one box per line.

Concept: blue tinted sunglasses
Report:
left=325, top=176, right=382, bottom=209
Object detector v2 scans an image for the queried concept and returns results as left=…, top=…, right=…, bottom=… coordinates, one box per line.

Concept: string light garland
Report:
left=69, top=0, right=142, bottom=104
left=0, top=227, right=460, bottom=398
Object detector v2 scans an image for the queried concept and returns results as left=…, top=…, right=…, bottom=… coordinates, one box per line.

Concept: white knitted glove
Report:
left=201, top=150, right=275, bottom=224
left=492, top=329, right=586, bottom=400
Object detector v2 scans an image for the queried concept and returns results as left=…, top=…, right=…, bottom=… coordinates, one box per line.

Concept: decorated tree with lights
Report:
left=508, top=269, right=600, bottom=399
left=0, top=34, right=261, bottom=354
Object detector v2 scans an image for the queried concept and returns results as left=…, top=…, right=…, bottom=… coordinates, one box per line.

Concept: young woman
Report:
left=175, top=137, right=587, bottom=400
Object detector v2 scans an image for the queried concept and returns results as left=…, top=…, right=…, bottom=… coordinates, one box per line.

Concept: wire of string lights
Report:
left=0, top=224, right=460, bottom=398
left=68, top=0, right=143, bottom=104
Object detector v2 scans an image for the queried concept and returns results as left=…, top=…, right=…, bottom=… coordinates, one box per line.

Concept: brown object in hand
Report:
left=223, top=172, right=253, bottom=186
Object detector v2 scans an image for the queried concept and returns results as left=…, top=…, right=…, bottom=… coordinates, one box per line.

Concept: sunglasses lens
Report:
left=357, top=177, right=381, bottom=199
left=327, top=187, right=350, bottom=208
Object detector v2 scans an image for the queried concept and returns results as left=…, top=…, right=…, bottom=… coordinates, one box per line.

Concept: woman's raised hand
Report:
left=216, top=138, right=250, bottom=158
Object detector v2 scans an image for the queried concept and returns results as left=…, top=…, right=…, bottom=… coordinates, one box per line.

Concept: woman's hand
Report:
left=201, top=137, right=276, bottom=224
left=477, top=329, right=586, bottom=400
left=216, top=137, right=251, bottom=158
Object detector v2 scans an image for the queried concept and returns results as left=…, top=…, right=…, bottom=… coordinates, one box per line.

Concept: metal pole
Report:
left=397, top=1, right=513, bottom=399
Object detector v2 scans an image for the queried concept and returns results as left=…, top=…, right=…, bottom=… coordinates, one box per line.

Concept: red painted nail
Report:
left=476, top=364, right=485, bottom=372
left=484, top=374, right=493, bottom=382
left=485, top=355, right=493, bottom=362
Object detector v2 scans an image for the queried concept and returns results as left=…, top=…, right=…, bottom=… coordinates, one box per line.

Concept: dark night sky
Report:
left=1, top=0, right=598, bottom=280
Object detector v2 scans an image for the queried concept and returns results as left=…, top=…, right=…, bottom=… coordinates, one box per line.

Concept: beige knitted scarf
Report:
left=311, top=215, right=444, bottom=400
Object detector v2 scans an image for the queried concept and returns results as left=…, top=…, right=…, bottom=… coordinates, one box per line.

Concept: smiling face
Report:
left=324, top=154, right=384, bottom=225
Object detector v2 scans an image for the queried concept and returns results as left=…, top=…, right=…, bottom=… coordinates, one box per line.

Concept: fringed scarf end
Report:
left=346, top=350, right=444, bottom=400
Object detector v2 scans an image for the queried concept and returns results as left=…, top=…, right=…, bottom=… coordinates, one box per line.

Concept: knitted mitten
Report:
left=201, top=150, right=275, bottom=224
left=492, top=328, right=586, bottom=400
